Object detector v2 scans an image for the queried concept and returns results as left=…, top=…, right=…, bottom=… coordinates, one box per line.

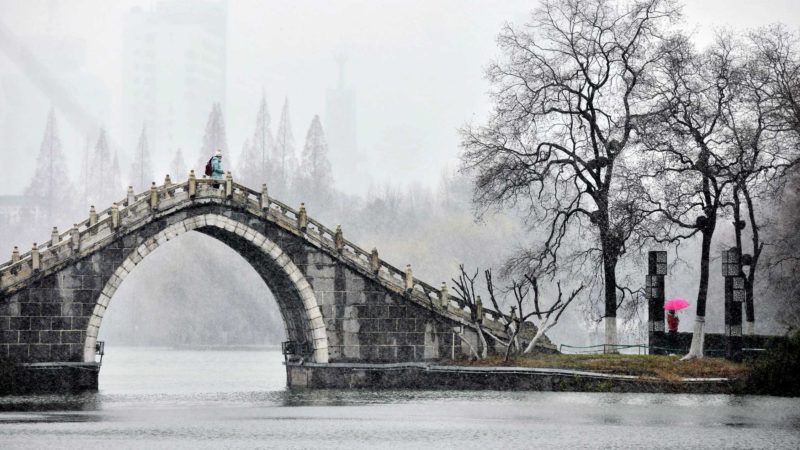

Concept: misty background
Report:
left=1, top=0, right=799, bottom=349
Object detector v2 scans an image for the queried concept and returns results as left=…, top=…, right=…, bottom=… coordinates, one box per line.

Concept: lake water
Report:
left=1, top=347, right=799, bottom=449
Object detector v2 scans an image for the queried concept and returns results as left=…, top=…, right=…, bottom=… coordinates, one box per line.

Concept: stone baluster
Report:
left=51, top=226, right=60, bottom=244
left=334, top=225, right=344, bottom=253
left=297, top=203, right=308, bottom=231
left=163, top=175, right=172, bottom=198
left=149, top=182, right=159, bottom=210
left=404, top=264, right=413, bottom=291
left=476, top=295, right=484, bottom=323
left=126, top=186, right=135, bottom=206
left=111, top=203, right=120, bottom=229
left=439, top=282, right=449, bottom=310
left=225, top=171, right=233, bottom=198
left=11, top=246, right=19, bottom=264
left=70, top=224, right=80, bottom=250
left=89, top=205, right=97, bottom=226
left=260, top=184, right=269, bottom=209
left=188, top=170, right=197, bottom=197
left=370, top=248, right=380, bottom=274
left=31, top=243, right=40, bottom=271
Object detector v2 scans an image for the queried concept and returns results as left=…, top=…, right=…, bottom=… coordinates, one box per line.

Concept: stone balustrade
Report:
left=0, top=173, right=511, bottom=335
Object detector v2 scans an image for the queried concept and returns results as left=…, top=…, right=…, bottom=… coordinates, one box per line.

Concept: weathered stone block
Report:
left=1, top=330, right=19, bottom=344
left=39, top=330, right=61, bottom=344
left=30, top=317, right=51, bottom=330
left=10, top=317, right=30, bottom=330
left=29, top=344, right=51, bottom=362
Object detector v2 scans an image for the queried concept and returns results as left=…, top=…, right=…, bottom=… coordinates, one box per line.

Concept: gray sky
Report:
left=1, top=0, right=799, bottom=196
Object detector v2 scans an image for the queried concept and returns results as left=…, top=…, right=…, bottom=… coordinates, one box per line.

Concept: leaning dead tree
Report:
left=461, top=0, right=679, bottom=348
left=451, top=265, right=491, bottom=359
left=458, top=267, right=582, bottom=361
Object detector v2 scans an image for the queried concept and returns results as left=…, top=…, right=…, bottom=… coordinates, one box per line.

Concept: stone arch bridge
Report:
left=0, top=174, right=549, bottom=390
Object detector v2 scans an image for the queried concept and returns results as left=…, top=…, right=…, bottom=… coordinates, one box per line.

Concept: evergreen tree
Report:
left=236, top=137, right=258, bottom=186
left=88, top=128, right=120, bottom=208
left=170, top=148, right=187, bottom=180
left=238, top=92, right=274, bottom=188
left=273, top=98, right=297, bottom=198
left=198, top=102, right=228, bottom=170
left=129, top=125, right=152, bottom=191
left=79, top=135, right=90, bottom=207
left=298, top=115, right=334, bottom=205
left=24, top=109, right=76, bottom=226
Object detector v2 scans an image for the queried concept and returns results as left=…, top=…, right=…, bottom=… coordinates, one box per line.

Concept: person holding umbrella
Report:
left=664, top=298, right=690, bottom=333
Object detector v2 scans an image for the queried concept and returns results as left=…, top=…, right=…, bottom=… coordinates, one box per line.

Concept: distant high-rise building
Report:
left=123, top=0, right=227, bottom=176
left=325, top=55, right=363, bottom=194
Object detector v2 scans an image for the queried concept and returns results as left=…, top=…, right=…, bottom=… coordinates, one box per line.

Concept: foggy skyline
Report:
left=1, top=0, right=799, bottom=197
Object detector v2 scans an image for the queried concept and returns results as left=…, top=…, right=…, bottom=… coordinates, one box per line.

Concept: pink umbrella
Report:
left=664, top=298, right=690, bottom=311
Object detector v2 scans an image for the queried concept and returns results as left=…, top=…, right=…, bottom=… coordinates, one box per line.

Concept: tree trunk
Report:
left=683, top=227, right=713, bottom=360
left=523, top=318, right=551, bottom=354
left=603, top=252, right=618, bottom=352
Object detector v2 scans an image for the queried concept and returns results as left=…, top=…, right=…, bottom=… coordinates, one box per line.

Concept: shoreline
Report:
left=285, top=361, right=736, bottom=394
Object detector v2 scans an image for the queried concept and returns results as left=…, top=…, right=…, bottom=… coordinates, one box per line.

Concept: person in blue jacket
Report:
left=210, top=150, right=224, bottom=187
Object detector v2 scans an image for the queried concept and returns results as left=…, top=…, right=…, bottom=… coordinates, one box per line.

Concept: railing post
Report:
left=188, top=170, right=197, bottom=197
left=11, top=246, right=19, bottom=264
left=225, top=171, right=233, bottom=198
left=297, top=203, right=308, bottom=231
left=89, top=205, right=97, bottom=226
left=126, top=186, right=135, bottom=206
left=70, top=224, right=80, bottom=251
left=370, top=248, right=380, bottom=274
left=260, top=184, right=269, bottom=209
left=404, top=264, right=413, bottom=291
left=647, top=250, right=667, bottom=353
left=31, top=243, right=40, bottom=271
left=439, top=281, right=449, bottom=310
left=111, top=203, right=120, bottom=229
left=334, top=225, right=344, bottom=253
left=163, top=174, right=172, bottom=198
left=51, top=226, right=60, bottom=244
left=149, top=182, right=159, bottom=210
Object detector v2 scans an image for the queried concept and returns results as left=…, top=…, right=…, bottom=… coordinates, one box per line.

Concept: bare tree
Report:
left=636, top=33, right=739, bottom=359
left=461, top=0, right=679, bottom=348
left=451, top=265, right=490, bottom=359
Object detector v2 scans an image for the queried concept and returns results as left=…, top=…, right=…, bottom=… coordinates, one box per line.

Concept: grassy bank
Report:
left=451, top=353, right=750, bottom=382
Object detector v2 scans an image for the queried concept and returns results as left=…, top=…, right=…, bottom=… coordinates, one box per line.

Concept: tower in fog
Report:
left=122, top=0, right=227, bottom=175
left=325, top=55, right=363, bottom=194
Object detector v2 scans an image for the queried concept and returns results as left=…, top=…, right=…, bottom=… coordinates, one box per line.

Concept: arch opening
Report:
left=84, top=213, right=329, bottom=364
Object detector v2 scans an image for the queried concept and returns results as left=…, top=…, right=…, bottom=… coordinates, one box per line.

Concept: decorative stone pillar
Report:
left=111, top=203, right=120, bottom=229
left=188, top=170, right=197, bottom=197
left=439, top=282, right=449, bottom=310
left=476, top=295, right=484, bottom=323
left=370, top=248, right=380, bottom=274
left=51, top=227, right=60, bottom=244
left=334, top=225, right=344, bottom=253
left=31, top=243, right=40, bottom=271
left=225, top=171, right=233, bottom=198
left=89, top=206, right=97, bottom=226
left=149, top=182, right=159, bottom=210
left=163, top=175, right=172, bottom=198
left=260, top=184, right=269, bottom=209
left=126, top=186, right=135, bottom=206
left=297, top=203, right=308, bottom=231
left=69, top=223, right=81, bottom=252
left=722, top=247, right=744, bottom=361
left=647, top=250, right=667, bottom=353
left=70, top=224, right=80, bottom=251
left=11, top=246, right=19, bottom=264
left=404, top=264, right=413, bottom=291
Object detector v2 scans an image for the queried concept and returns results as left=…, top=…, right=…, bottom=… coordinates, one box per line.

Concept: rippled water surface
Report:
left=1, top=347, right=799, bottom=449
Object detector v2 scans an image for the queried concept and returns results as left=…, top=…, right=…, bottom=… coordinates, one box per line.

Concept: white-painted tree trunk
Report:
left=604, top=317, right=617, bottom=353
left=523, top=318, right=551, bottom=354
left=745, top=321, right=754, bottom=336
left=682, top=316, right=705, bottom=360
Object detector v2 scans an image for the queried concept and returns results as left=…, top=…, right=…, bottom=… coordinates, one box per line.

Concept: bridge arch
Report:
left=84, top=213, right=329, bottom=363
